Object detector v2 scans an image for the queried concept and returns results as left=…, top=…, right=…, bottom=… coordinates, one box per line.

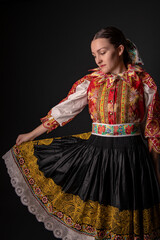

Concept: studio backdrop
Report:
left=1, top=1, right=160, bottom=240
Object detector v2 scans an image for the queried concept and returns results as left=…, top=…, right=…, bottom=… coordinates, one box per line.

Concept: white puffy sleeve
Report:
left=40, top=77, right=91, bottom=133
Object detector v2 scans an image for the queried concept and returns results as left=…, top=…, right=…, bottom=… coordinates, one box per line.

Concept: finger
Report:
left=17, top=140, right=22, bottom=146
left=16, top=137, right=22, bottom=146
left=16, top=137, right=20, bottom=145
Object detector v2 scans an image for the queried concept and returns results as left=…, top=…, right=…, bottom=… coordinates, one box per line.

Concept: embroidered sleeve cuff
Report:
left=148, top=137, right=160, bottom=153
left=40, top=110, right=59, bottom=134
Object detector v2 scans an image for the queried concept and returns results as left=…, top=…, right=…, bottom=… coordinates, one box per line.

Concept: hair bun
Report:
left=126, top=39, right=144, bottom=65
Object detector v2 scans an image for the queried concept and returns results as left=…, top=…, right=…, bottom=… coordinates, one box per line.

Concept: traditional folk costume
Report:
left=2, top=41, right=160, bottom=240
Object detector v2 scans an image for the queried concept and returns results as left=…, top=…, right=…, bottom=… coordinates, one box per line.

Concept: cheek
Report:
left=106, top=52, right=119, bottom=68
left=109, top=51, right=118, bottom=61
left=103, top=51, right=117, bottom=64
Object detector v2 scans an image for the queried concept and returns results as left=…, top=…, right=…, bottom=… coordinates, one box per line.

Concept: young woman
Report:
left=2, top=26, right=160, bottom=240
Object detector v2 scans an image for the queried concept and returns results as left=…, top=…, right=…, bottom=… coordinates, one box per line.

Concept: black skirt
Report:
left=33, top=133, right=160, bottom=239
left=2, top=132, right=160, bottom=240
left=34, top=134, right=160, bottom=211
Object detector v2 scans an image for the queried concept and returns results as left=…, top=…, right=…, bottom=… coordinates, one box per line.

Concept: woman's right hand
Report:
left=16, top=132, right=35, bottom=146
left=16, top=123, right=48, bottom=146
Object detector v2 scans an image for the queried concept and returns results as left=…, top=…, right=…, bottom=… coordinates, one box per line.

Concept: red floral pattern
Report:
left=142, top=73, right=160, bottom=153
left=57, top=212, right=63, bottom=219
left=98, top=125, right=106, bottom=134
left=40, top=110, right=59, bottom=133
left=19, top=157, right=25, bottom=165
left=88, top=65, right=160, bottom=153
left=75, top=223, right=81, bottom=230
left=24, top=168, right=30, bottom=175
left=12, top=144, right=160, bottom=240
left=40, top=75, right=92, bottom=133
left=92, top=123, right=140, bottom=136
left=42, top=196, right=48, bottom=204
left=41, top=64, right=160, bottom=153
left=29, top=178, right=35, bottom=185
left=125, top=125, right=134, bottom=134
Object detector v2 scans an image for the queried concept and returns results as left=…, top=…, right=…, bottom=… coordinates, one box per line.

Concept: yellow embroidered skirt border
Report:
left=2, top=132, right=160, bottom=240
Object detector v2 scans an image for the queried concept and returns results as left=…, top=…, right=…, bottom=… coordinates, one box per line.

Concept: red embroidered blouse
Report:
left=40, top=64, right=160, bottom=153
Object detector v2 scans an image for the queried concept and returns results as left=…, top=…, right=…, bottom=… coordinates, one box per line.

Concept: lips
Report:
left=100, top=64, right=106, bottom=68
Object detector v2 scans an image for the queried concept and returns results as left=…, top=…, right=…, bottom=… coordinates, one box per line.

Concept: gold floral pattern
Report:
left=11, top=134, right=160, bottom=239
left=41, top=64, right=160, bottom=153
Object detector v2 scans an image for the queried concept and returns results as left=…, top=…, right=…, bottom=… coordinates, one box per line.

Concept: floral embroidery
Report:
left=142, top=73, right=160, bottom=153
left=11, top=140, right=160, bottom=239
left=35, top=187, right=41, bottom=195
left=40, top=75, right=92, bottom=133
left=29, top=178, right=35, bottom=185
left=98, top=125, right=106, bottom=134
left=113, top=126, right=119, bottom=135
left=57, top=212, right=63, bottom=219
left=125, top=124, right=134, bottom=134
left=40, top=64, right=160, bottom=153
left=14, top=146, right=20, bottom=154
left=42, top=196, right=48, bottom=204
left=130, top=88, right=139, bottom=105
left=118, top=125, right=123, bottom=135
left=86, top=225, right=95, bottom=233
left=24, top=168, right=30, bottom=175
left=75, top=223, right=82, bottom=230
left=92, top=123, right=140, bottom=136
left=40, top=110, right=59, bottom=133
left=65, top=217, right=72, bottom=225
left=19, top=157, right=25, bottom=165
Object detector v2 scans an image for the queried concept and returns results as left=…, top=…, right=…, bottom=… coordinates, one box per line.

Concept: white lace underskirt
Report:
left=2, top=149, right=94, bottom=240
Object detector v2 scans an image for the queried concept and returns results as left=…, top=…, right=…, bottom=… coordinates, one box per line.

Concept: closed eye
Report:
left=100, top=51, right=106, bottom=55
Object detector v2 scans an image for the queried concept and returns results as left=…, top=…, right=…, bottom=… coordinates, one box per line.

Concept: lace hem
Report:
left=2, top=149, right=94, bottom=240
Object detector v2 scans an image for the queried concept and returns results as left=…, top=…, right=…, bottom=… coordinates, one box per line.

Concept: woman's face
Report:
left=91, top=38, right=124, bottom=74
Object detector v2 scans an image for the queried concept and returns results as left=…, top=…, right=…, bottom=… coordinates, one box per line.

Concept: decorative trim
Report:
left=116, top=80, right=123, bottom=123
left=2, top=132, right=160, bottom=240
left=2, top=149, right=94, bottom=240
left=121, top=81, right=128, bottom=122
left=92, top=122, right=141, bottom=137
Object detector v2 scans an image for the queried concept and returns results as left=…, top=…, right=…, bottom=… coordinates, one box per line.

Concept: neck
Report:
left=111, top=61, right=127, bottom=75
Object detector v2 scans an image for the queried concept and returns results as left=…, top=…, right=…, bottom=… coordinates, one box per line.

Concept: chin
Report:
left=101, top=68, right=110, bottom=74
left=99, top=66, right=111, bottom=74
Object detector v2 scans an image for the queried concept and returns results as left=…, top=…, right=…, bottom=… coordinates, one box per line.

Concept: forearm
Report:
left=30, top=123, right=48, bottom=139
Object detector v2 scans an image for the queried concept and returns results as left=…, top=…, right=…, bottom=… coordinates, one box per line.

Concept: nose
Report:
left=96, top=55, right=102, bottom=65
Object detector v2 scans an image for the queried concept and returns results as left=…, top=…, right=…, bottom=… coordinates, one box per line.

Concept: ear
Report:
left=117, top=44, right=125, bottom=56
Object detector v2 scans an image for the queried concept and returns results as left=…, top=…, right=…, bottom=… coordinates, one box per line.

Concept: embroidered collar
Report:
left=89, top=64, right=144, bottom=87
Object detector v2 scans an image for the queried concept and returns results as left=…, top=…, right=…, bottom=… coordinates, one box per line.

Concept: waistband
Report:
left=92, top=122, right=141, bottom=137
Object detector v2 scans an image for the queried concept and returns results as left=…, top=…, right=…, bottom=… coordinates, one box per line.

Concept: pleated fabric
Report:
left=2, top=132, right=160, bottom=239
left=34, top=134, right=160, bottom=211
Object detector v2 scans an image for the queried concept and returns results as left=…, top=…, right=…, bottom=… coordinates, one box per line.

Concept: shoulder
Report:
left=129, top=64, right=157, bottom=90
left=80, top=68, right=101, bottom=82
left=138, top=68, right=157, bottom=90
left=71, top=69, right=100, bottom=88
left=67, top=71, right=97, bottom=95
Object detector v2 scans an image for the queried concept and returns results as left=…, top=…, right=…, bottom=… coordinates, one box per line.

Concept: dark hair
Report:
left=93, top=26, right=131, bottom=65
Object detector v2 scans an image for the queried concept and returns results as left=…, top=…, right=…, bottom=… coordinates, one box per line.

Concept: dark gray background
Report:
left=1, top=1, right=160, bottom=239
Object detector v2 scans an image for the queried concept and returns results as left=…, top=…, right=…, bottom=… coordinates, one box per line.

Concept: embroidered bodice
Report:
left=87, top=66, right=145, bottom=124
left=40, top=64, right=160, bottom=153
